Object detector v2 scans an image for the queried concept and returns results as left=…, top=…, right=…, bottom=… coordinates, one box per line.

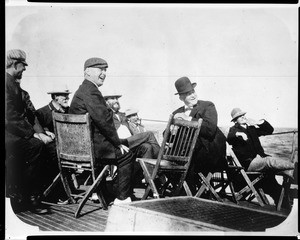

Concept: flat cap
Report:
left=7, top=49, right=28, bottom=67
left=84, top=57, right=108, bottom=70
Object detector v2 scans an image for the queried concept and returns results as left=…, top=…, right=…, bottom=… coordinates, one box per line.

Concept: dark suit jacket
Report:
left=112, top=111, right=129, bottom=131
left=69, top=79, right=121, bottom=159
left=36, top=101, right=69, bottom=133
left=227, top=120, right=274, bottom=169
left=173, top=100, right=227, bottom=173
left=5, top=73, right=44, bottom=143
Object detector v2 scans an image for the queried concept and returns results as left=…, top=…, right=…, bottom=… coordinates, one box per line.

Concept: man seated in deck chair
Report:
left=103, top=93, right=160, bottom=188
left=69, top=57, right=134, bottom=205
left=170, top=76, right=227, bottom=195
left=125, top=108, right=147, bottom=135
left=5, top=49, right=58, bottom=214
left=227, top=107, right=296, bottom=209
left=36, top=87, right=71, bottom=133
left=35, top=87, right=72, bottom=203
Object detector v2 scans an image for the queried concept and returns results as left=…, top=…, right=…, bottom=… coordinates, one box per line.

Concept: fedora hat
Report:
left=125, top=108, right=139, bottom=117
left=174, top=77, right=197, bottom=95
left=103, top=93, right=122, bottom=100
left=47, top=88, right=71, bottom=95
left=231, top=108, right=247, bottom=122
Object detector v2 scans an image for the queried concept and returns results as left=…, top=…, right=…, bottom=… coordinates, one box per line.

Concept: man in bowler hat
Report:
left=172, top=76, right=227, bottom=194
left=69, top=57, right=134, bottom=204
left=5, top=49, right=57, bottom=214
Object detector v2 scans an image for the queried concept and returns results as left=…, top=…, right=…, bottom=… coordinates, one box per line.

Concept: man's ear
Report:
left=85, top=68, right=91, bottom=76
left=179, top=94, right=184, bottom=101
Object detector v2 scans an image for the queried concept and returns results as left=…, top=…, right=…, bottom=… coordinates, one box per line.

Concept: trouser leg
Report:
left=114, top=150, right=134, bottom=200
left=7, top=137, right=46, bottom=198
left=127, top=131, right=160, bottom=151
left=248, top=155, right=294, bottom=172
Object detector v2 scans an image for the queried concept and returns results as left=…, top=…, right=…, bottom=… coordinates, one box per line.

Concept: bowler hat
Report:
left=125, top=108, right=139, bottom=117
left=231, top=108, right=247, bottom=122
left=174, top=77, right=197, bottom=95
left=84, top=57, right=108, bottom=70
left=7, top=49, right=28, bottom=66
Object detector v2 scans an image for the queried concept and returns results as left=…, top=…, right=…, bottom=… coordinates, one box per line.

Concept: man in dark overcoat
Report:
left=5, top=49, right=57, bottom=214
left=36, top=88, right=71, bottom=133
left=69, top=57, right=134, bottom=204
left=171, top=76, right=227, bottom=193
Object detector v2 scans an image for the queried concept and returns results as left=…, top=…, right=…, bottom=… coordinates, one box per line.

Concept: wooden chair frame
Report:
left=276, top=131, right=298, bottom=211
left=226, top=144, right=268, bottom=207
left=138, top=114, right=203, bottom=200
left=43, top=112, right=110, bottom=218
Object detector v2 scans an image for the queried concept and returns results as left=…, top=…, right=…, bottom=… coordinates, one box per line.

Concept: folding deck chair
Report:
left=224, top=143, right=269, bottom=207
left=138, top=114, right=203, bottom=200
left=276, top=131, right=298, bottom=211
left=43, top=112, right=110, bottom=218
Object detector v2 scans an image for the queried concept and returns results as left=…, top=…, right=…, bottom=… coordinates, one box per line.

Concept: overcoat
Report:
left=36, top=101, right=69, bottom=133
left=5, top=73, right=44, bottom=143
left=227, top=120, right=274, bottom=169
left=69, top=80, right=121, bottom=159
left=173, top=100, right=227, bottom=174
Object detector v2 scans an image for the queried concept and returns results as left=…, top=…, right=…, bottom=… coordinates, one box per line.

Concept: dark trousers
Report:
left=127, top=131, right=160, bottom=186
left=108, top=150, right=134, bottom=200
left=6, top=137, right=58, bottom=199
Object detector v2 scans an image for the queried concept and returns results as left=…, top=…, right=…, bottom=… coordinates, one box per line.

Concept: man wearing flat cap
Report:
left=69, top=57, right=134, bottom=205
left=172, top=76, right=227, bottom=194
left=5, top=49, right=58, bottom=214
left=227, top=107, right=296, bottom=209
left=36, top=88, right=71, bottom=133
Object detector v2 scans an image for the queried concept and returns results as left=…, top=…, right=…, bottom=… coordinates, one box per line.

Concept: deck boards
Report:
left=16, top=202, right=109, bottom=232
left=11, top=187, right=294, bottom=233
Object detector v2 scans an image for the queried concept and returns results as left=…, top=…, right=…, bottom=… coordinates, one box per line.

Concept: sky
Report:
left=5, top=1, right=298, bottom=128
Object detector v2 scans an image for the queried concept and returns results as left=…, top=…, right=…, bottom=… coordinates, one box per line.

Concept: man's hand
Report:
left=33, top=133, right=53, bottom=144
left=119, top=144, right=129, bottom=155
left=246, top=118, right=264, bottom=126
left=45, top=131, right=55, bottom=140
left=236, top=132, right=248, bottom=141
left=174, top=113, right=192, bottom=121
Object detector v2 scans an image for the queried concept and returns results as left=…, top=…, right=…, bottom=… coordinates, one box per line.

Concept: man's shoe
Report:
left=30, top=205, right=50, bottom=214
left=29, top=195, right=50, bottom=214
left=113, top=197, right=132, bottom=205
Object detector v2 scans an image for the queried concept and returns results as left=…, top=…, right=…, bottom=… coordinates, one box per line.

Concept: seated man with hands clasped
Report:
left=227, top=107, right=296, bottom=209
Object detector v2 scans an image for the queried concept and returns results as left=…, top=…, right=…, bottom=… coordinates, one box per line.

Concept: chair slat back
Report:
left=151, top=114, right=202, bottom=179
left=52, top=112, right=95, bottom=169
left=163, top=117, right=202, bottom=162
